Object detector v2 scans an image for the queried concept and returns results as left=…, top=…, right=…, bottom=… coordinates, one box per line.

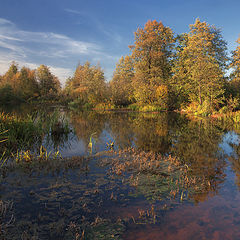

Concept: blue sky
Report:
left=0, top=0, right=239, bottom=85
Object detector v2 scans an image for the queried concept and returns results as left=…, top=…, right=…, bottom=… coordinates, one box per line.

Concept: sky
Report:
left=0, top=0, right=240, bottom=86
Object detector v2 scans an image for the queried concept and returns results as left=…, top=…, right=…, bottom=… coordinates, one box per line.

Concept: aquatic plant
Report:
left=13, top=146, right=61, bottom=163
left=0, top=130, right=8, bottom=167
left=0, top=200, right=15, bottom=238
left=0, top=151, right=7, bottom=168
left=0, top=130, right=8, bottom=144
left=36, top=108, right=71, bottom=135
left=130, top=205, right=157, bottom=225
left=0, top=112, right=43, bottom=153
left=88, top=132, right=97, bottom=154
left=99, top=148, right=216, bottom=203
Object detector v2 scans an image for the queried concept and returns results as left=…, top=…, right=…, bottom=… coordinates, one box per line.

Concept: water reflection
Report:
left=58, top=110, right=234, bottom=204
left=2, top=107, right=240, bottom=239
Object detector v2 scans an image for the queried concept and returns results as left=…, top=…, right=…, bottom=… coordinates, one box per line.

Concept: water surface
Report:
left=1, top=108, right=240, bottom=239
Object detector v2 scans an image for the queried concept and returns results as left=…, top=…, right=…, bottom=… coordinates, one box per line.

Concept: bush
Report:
left=185, top=101, right=212, bottom=116
left=0, top=85, right=23, bottom=105
left=94, top=103, right=115, bottom=111
left=127, top=104, right=140, bottom=111
left=139, top=105, right=163, bottom=112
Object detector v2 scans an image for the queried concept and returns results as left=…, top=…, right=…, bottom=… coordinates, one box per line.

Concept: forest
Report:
left=1, top=18, right=240, bottom=116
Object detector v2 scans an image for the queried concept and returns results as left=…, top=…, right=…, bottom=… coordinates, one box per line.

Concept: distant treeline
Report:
left=0, top=64, right=61, bottom=104
left=1, top=18, right=240, bottom=115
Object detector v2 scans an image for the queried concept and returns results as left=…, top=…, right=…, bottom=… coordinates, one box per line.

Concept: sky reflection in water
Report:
left=1, top=109, right=240, bottom=239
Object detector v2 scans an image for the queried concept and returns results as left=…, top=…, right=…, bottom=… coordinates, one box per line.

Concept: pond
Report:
left=1, top=107, right=240, bottom=239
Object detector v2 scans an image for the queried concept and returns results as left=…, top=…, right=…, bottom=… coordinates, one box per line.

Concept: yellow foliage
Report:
left=156, top=85, right=168, bottom=99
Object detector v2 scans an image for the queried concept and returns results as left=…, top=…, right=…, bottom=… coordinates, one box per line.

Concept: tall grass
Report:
left=13, top=145, right=61, bottom=164
left=0, top=112, right=43, bottom=154
left=0, top=109, right=72, bottom=167
left=0, top=130, right=8, bottom=167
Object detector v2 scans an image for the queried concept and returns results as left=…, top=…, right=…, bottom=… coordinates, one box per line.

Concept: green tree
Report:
left=35, top=65, right=60, bottom=97
left=66, top=62, right=106, bottom=105
left=110, top=56, right=134, bottom=106
left=173, top=19, right=228, bottom=113
left=230, top=36, right=240, bottom=97
left=130, top=20, right=175, bottom=107
left=16, top=67, right=39, bottom=99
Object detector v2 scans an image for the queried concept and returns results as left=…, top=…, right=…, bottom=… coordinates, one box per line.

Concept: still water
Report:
left=1, top=108, right=240, bottom=239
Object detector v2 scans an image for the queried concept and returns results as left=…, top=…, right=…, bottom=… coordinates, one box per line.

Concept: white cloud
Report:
left=0, top=21, right=101, bottom=57
left=0, top=18, right=102, bottom=83
left=0, top=18, right=14, bottom=26
left=0, top=17, right=119, bottom=84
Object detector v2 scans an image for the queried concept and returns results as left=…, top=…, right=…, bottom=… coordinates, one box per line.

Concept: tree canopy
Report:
left=1, top=18, right=240, bottom=115
left=0, top=63, right=61, bottom=103
left=130, top=20, right=175, bottom=107
left=65, top=61, right=106, bottom=105
left=172, top=19, right=228, bottom=113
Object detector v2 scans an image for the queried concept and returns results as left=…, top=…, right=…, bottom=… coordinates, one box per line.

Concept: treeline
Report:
left=1, top=18, right=240, bottom=115
left=64, top=18, right=240, bottom=115
left=0, top=63, right=61, bottom=104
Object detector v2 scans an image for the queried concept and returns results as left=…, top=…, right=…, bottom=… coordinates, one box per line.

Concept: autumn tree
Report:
left=66, top=62, right=106, bottom=105
left=229, top=36, right=240, bottom=96
left=110, top=56, right=134, bottom=106
left=1, top=62, right=18, bottom=90
left=16, top=67, right=39, bottom=99
left=89, top=64, right=106, bottom=104
left=130, top=20, right=175, bottom=108
left=35, top=65, right=61, bottom=97
left=2, top=62, right=18, bottom=83
left=173, top=19, right=228, bottom=113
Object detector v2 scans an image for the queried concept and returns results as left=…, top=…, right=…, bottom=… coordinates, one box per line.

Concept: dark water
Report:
left=1, top=108, right=240, bottom=239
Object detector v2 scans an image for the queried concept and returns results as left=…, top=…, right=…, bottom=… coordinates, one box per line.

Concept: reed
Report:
left=13, top=145, right=61, bottom=163
left=88, top=132, right=97, bottom=154
left=0, top=130, right=8, bottom=167
left=0, top=112, right=43, bottom=153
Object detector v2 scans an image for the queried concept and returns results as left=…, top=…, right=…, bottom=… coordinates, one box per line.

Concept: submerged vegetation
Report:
left=99, top=148, right=222, bottom=203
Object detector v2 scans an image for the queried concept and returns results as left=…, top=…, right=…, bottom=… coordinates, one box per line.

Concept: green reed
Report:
left=0, top=112, right=43, bottom=153
left=0, top=130, right=8, bottom=167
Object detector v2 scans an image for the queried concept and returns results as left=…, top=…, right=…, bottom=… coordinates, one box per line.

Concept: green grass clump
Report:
left=0, top=112, right=43, bottom=154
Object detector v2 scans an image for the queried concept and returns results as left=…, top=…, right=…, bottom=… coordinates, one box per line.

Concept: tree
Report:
left=16, top=67, right=39, bottom=99
left=66, top=62, right=106, bottom=105
left=130, top=20, right=175, bottom=107
left=1, top=62, right=18, bottom=91
left=110, top=56, right=134, bottom=106
left=89, top=64, right=106, bottom=104
left=3, top=62, right=18, bottom=82
left=35, top=65, right=60, bottom=97
left=230, top=36, right=240, bottom=96
left=173, top=19, right=228, bottom=112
